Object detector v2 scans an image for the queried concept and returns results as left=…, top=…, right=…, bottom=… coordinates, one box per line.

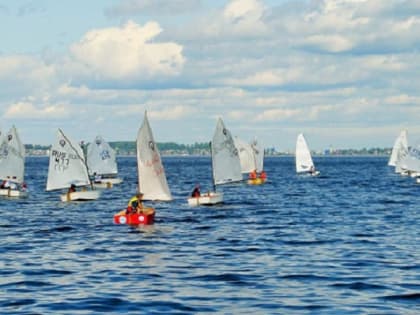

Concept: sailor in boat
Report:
left=191, top=184, right=201, bottom=198
left=259, top=170, right=267, bottom=179
left=126, top=192, right=144, bottom=214
left=68, top=184, right=76, bottom=194
left=93, top=172, right=102, bottom=183
left=309, top=166, right=317, bottom=175
left=249, top=169, right=257, bottom=180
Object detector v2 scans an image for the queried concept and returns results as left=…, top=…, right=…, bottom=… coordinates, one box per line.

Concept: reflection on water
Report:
left=0, top=156, right=419, bottom=314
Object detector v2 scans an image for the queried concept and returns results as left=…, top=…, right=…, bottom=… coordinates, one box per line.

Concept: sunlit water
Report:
left=0, top=156, right=419, bottom=314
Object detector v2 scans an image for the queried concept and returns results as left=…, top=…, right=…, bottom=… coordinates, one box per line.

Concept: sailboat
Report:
left=86, top=135, right=122, bottom=188
left=234, top=137, right=266, bottom=184
left=295, top=133, right=320, bottom=176
left=46, top=129, right=101, bottom=202
left=0, top=126, right=28, bottom=197
left=188, top=118, right=242, bottom=206
left=388, top=130, right=409, bottom=175
left=397, top=138, right=420, bottom=179
left=114, top=111, right=171, bottom=225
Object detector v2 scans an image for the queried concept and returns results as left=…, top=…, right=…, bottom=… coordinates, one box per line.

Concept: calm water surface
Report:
left=0, top=156, right=419, bottom=314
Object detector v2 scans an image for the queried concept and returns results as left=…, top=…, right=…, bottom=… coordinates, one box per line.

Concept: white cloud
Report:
left=105, top=0, right=201, bottom=17
left=69, top=20, right=185, bottom=81
left=148, top=105, right=197, bottom=120
left=0, top=55, right=55, bottom=92
left=3, top=101, right=69, bottom=119
left=197, top=0, right=269, bottom=39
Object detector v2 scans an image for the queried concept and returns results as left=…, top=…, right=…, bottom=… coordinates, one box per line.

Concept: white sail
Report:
left=295, top=133, right=315, bottom=173
left=212, top=118, right=242, bottom=185
left=234, top=137, right=256, bottom=174
left=398, top=139, right=420, bottom=173
left=137, top=112, right=172, bottom=201
left=0, top=126, right=25, bottom=183
left=389, top=130, right=408, bottom=168
left=251, top=138, right=264, bottom=172
left=86, top=135, right=118, bottom=176
left=46, top=129, right=90, bottom=191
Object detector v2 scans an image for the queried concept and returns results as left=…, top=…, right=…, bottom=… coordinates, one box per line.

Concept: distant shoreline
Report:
left=26, top=153, right=389, bottom=158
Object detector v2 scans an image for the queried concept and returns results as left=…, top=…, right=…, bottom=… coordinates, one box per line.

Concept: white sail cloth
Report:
left=46, top=129, right=90, bottom=191
left=212, top=118, right=242, bottom=185
left=389, top=130, right=408, bottom=167
left=295, top=133, right=315, bottom=173
left=137, top=112, right=172, bottom=201
left=234, top=137, right=256, bottom=174
left=87, top=135, right=118, bottom=176
left=0, top=126, right=25, bottom=183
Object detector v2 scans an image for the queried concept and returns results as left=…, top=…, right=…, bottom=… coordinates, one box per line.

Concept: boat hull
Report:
left=60, top=190, right=101, bottom=202
left=0, top=189, right=28, bottom=198
left=114, top=208, right=155, bottom=225
left=247, top=178, right=266, bottom=185
left=93, top=177, right=123, bottom=189
left=188, top=192, right=223, bottom=206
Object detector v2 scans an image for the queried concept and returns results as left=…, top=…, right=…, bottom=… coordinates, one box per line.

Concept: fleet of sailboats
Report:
left=188, top=118, right=242, bottom=206
left=3, top=119, right=419, bottom=225
left=87, top=135, right=123, bottom=188
left=46, top=129, right=101, bottom=202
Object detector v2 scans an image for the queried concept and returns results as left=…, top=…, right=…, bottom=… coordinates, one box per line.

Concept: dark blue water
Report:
left=0, top=156, right=419, bottom=314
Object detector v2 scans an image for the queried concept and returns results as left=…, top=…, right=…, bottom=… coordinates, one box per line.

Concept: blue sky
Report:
left=0, top=0, right=419, bottom=151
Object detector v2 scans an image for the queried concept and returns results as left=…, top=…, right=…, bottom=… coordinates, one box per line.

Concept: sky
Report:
left=0, top=0, right=419, bottom=151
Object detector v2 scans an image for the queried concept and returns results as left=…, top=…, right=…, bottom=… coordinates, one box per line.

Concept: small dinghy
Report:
left=0, top=126, right=28, bottom=198
left=235, top=137, right=267, bottom=185
left=187, top=118, right=242, bottom=206
left=296, top=133, right=320, bottom=176
left=114, top=112, right=171, bottom=225
left=46, top=129, right=101, bottom=201
left=114, top=207, right=155, bottom=225
left=87, top=135, right=123, bottom=188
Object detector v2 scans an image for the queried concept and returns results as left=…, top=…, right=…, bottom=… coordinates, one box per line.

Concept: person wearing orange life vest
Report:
left=259, top=170, right=267, bottom=179
left=249, top=169, right=257, bottom=179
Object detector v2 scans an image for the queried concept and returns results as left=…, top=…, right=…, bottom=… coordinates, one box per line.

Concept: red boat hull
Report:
left=114, top=208, right=155, bottom=225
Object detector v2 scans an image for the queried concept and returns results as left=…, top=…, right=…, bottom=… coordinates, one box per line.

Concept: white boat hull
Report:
left=93, top=177, right=123, bottom=189
left=188, top=192, right=223, bottom=206
left=0, top=188, right=28, bottom=198
left=60, top=190, right=101, bottom=202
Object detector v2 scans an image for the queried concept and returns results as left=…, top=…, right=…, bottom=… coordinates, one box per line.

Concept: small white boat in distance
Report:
left=388, top=130, right=409, bottom=174
left=0, top=126, right=28, bottom=198
left=46, top=129, right=101, bottom=202
left=188, top=118, right=242, bottom=206
left=87, top=135, right=123, bottom=188
left=295, top=133, right=320, bottom=176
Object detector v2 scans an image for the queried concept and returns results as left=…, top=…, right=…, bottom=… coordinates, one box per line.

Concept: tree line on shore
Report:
left=25, top=142, right=391, bottom=156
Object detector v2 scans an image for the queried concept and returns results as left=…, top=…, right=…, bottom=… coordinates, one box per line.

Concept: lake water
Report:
left=0, top=156, right=419, bottom=314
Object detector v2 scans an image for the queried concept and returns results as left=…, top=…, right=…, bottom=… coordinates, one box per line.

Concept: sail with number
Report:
left=87, top=135, right=118, bottom=176
left=0, top=126, right=25, bottom=183
left=296, top=133, right=315, bottom=173
left=46, top=129, right=90, bottom=191
left=212, top=118, right=242, bottom=185
left=137, top=112, right=172, bottom=201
